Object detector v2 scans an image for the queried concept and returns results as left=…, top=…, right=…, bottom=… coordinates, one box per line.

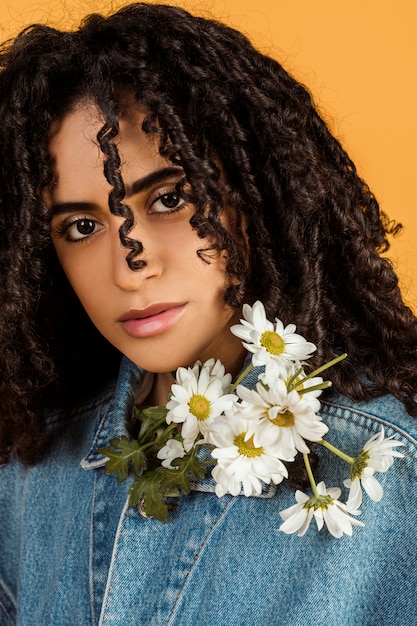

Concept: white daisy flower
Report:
left=279, top=481, right=364, bottom=538
left=230, top=301, right=316, bottom=367
left=344, top=427, right=404, bottom=509
left=258, top=360, right=327, bottom=413
left=166, top=361, right=236, bottom=451
left=236, top=377, right=328, bottom=458
left=200, top=357, right=232, bottom=394
left=210, top=413, right=288, bottom=497
left=362, top=427, right=404, bottom=472
left=156, top=439, right=186, bottom=469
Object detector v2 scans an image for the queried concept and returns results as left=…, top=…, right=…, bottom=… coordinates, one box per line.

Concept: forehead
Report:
left=48, top=104, right=103, bottom=168
left=46, top=102, right=166, bottom=203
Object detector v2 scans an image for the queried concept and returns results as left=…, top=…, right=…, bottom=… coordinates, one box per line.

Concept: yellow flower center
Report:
left=189, top=394, right=210, bottom=421
left=260, top=330, right=285, bottom=356
left=268, top=408, right=295, bottom=427
left=234, top=433, right=264, bottom=458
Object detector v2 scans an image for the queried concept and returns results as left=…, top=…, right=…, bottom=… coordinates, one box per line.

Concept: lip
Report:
left=118, top=302, right=186, bottom=338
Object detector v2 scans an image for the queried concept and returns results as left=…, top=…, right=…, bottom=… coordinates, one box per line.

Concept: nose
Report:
left=110, top=219, right=162, bottom=290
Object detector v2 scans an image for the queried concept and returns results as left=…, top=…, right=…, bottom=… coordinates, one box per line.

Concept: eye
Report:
left=60, top=218, right=103, bottom=241
left=151, top=191, right=185, bottom=214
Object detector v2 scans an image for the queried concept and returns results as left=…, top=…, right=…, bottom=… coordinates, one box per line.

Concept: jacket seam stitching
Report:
left=321, top=400, right=417, bottom=460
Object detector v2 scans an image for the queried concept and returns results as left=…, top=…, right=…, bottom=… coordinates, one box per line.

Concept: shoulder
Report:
left=319, top=389, right=417, bottom=470
left=316, top=391, right=417, bottom=533
left=0, top=356, right=142, bottom=520
left=320, top=390, right=417, bottom=452
left=0, top=358, right=143, bottom=623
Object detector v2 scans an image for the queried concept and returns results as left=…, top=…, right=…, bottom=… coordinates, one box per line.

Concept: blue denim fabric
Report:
left=1, top=356, right=417, bottom=626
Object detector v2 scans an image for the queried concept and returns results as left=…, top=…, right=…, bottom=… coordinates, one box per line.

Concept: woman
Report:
left=0, top=4, right=416, bottom=625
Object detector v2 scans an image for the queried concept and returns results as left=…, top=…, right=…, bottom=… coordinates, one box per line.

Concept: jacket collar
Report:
left=80, top=357, right=143, bottom=470
left=79, top=354, right=277, bottom=498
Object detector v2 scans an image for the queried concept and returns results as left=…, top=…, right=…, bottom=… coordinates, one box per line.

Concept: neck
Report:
left=143, top=371, right=175, bottom=406
left=144, top=338, right=247, bottom=407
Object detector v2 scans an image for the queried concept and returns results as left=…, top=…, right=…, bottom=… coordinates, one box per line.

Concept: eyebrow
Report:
left=125, top=166, right=184, bottom=197
left=50, top=165, right=184, bottom=215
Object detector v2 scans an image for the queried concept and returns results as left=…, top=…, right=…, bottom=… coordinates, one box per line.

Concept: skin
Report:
left=46, top=102, right=246, bottom=405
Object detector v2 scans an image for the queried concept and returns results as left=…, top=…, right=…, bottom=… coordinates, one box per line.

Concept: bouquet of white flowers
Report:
left=100, top=301, right=403, bottom=538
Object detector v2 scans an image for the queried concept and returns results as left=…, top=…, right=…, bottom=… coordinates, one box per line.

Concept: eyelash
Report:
left=52, top=182, right=189, bottom=243
left=149, top=188, right=186, bottom=215
left=52, top=217, right=102, bottom=243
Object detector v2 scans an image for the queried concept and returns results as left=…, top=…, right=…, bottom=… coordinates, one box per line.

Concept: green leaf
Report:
left=128, top=472, right=169, bottom=522
left=132, top=405, right=169, bottom=442
left=126, top=450, right=209, bottom=522
left=99, top=436, right=148, bottom=482
left=160, top=452, right=207, bottom=494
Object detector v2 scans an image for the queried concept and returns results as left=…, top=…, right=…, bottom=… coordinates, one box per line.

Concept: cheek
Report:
left=54, top=249, right=104, bottom=312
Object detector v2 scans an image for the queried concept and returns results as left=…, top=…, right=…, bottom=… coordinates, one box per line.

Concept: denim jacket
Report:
left=1, top=356, right=417, bottom=626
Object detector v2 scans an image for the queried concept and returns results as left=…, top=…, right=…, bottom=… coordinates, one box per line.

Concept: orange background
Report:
left=2, top=0, right=416, bottom=308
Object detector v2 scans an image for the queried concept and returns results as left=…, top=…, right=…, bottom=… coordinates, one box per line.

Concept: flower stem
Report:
left=296, top=381, right=332, bottom=395
left=319, top=439, right=355, bottom=464
left=286, top=366, right=304, bottom=392
left=230, top=363, right=254, bottom=393
left=137, top=415, right=170, bottom=442
left=304, top=353, right=347, bottom=381
left=303, top=453, right=319, bottom=498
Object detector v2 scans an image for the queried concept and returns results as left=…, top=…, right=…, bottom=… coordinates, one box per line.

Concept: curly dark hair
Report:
left=1, top=3, right=417, bottom=465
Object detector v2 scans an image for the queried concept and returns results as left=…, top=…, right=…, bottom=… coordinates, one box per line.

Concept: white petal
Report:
left=243, top=475, right=262, bottom=497
left=169, top=384, right=191, bottom=403
left=252, top=300, right=272, bottom=330
left=344, top=477, right=363, bottom=510
left=251, top=349, right=271, bottom=367
left=181, top=416, right=199, bottom=441
left=362, top=475, right=384, bottom=502
left=279, top=501, right=304, bottom=521
left=281, top=322, right=296, bottom=335
left=214, top=483, right=228, bottom=497
left=230, top=325, right=253, bottom=342
left=211, top=445, right=238, bottom=460
left=297, top=509, right=314, bottom=536
left=325, top=486, right=342, bottom=500
left=279, top=506, right=310, bottom=534
left=334, top=501, right=364, bottom=525
left=323, top=506, right=351, bottom=538
left=313, top=508, right=324, bottom=531
left=317, top=481, right=329, bottom=496
left=242, top=302, right=255, bottom=323
left=295, top=490, right=310, bottom=505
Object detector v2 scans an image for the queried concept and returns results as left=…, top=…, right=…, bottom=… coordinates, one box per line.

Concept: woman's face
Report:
left=46, top=102, right=245, bottom=375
